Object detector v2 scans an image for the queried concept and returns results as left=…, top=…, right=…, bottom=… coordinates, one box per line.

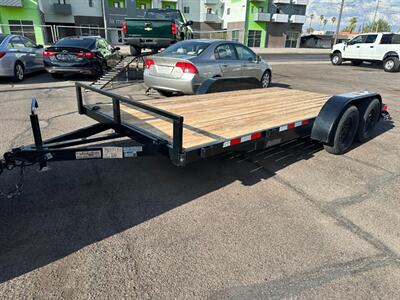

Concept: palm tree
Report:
left=319, top=14, right=324, bottom=29
left=331, top=16, right=337, bottom=27
left=309, top=13, right=315, bottom=30
left=349, top=17, right=357, bottom=33
left=323, top=18, right=328, bottom=30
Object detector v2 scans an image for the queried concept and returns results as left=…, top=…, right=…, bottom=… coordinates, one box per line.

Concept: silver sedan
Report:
left=0, top=34, right=44, bottom=81
left=144, top=39, right=272, bottom=95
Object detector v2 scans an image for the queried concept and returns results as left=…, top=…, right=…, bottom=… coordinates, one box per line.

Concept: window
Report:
left=247, top=30, right=261, bottom=47
left=8, top=37, right=25, bottom=49
left=231, top=30, right=239, bottom=42
left=184, top=7, right=189, bottom=14
left=88, top=0, right=93, bottom=7
left=57, top=0, right=66, bottom=4
left=349, top=35, right=366, bottom=45
left=21, top=36, right=36, bottom=48
left=227, top=8, right=230, bottom=15
left=285, top=32, right=299, bottom=48
left=258, top=7, right=264, bottom=13
left=8, top=20, right=36, bottom=43
left=235, top=45, right=255, bottom=61
left=215, top=44, right=238, bottom=60
left=381, top=34, right=400, bottom=45
left=206, top=8, right=212, bottom=14
left=365, top=34, right=378, bottom=44
left=163, top=41, right=210, bottom=56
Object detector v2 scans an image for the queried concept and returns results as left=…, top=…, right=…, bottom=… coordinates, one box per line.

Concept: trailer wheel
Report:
left=355, top=99, right=380, bottom=143
left=324, top=106, right=359, bottom=155
left=331, top=52, right=343, bottom=65
left=130, top=46, right=142, bottom=57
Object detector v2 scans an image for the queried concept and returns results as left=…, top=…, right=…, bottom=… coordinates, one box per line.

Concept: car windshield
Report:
left=0, top=35, right=6, bottom=45
left=163, top=41, right=210, bottom=56
left=144, top=10, right=181, bottom=20
left=54, top=37, right=96, bottom=49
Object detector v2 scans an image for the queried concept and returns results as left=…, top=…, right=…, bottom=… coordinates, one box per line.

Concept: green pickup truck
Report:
left=123, top=9, right=194, bottom=56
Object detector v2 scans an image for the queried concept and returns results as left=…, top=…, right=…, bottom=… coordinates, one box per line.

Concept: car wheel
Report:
left=331, top=52, right=343, bottom=65
left=324, top=106, right=359, bottom=155
left=130, top=46, right=142, bottom=56
left=383, top=56, right=399, bottom=72
left=50, top=73, right=63, bottom=79
left=355, top=99, right=380, bottom=143
left=351, top=60, right=363, bottom=66
left=261, top=70, right=271, bottom=88
left=13, top=62, right=25, bottom=82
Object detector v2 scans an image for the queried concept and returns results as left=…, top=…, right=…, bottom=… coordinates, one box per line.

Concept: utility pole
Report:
left=373, top=0, right=380, bottom=32
left=101, top=0, right=109, bottom=40
left=334, top=0, right=345, bottom=45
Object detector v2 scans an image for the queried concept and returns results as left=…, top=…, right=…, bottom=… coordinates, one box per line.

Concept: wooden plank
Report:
left=98, top=88, right=329, bottom=149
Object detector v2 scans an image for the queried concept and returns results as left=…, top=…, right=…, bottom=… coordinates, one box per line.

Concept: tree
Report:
left=307, top=27, right=314, bottom=33
left=309, top=13, right=315, bottom=29
left=363, top=19, right=391, bottom=32
left=331, top=16, right=337, bottom=26
left=319, top=14, right=324, bottom=29
left=342, top=17, right=358, bottom=33
left=323, top=18, right=328, bottom=29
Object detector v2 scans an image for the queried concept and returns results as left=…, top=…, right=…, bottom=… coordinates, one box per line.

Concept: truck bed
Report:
left=95, top=88, right=328, bottom=150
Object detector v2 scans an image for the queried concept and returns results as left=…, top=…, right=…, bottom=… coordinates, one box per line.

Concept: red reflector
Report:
left=0, top=51, right=6, bottom=59
left=383, top=105, right=388, bottom=111
left=171, top=22, right=177, bottom=35
left=175, top=62, right=198, bottom=74
left=302, top=119, right=310, bottom=125
left=122, top=21, right=127, bottom=34
left=76, top=52, right=95, bottom=59
left=288, top=123, right=295, bottom=129
left=230, top=138, right=241, bottom=145
left=43, top=51, right=56, bottom=57
left=251, top=132, right=262, bottom=140
left=145, top=59, right=155, bottom=69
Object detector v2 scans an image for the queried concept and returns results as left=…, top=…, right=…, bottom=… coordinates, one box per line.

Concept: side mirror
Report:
left=114, top=46, right=121, bottom=51
left=255, top=55, right=262, bottom=63
left=36, top=44, right=44, bottom=49
left=186, top=20, right=193, bottom=26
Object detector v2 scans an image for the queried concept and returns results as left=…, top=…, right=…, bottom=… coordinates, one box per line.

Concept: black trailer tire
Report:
left=331, top=52, right=343, bottom=65
left=156, top=89, right=174, bottom=97
left=383, top=56, right=400, bottom=72
left=130, top=46, right=142, bottom=57
left=355, top=99, right=380, bottom=143
left=324, top=105, right=359, bottom=155
left=351, top=60, right=363, bottom=66
left=13, top=62, right=25, bottom=82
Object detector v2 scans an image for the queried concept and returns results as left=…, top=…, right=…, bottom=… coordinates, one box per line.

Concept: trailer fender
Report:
left=196, top=77, right=262, bottom=94
left=311, top=91, right=382, bottom=145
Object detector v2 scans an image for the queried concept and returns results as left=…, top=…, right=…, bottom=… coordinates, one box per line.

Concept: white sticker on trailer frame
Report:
left=102, top=147, right=123, bottom=159
left=75, top=150, right=102, bottom=160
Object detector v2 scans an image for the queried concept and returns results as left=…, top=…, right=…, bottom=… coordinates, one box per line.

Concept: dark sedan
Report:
left=43, top=36, right=121, bottom=78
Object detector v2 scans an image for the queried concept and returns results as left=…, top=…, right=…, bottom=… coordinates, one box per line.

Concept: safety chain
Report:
left=0, top=163, right=25, bottom=199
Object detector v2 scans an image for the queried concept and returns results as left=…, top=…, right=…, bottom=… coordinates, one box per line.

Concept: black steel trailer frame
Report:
left=1, top=80, right=391, bottom=176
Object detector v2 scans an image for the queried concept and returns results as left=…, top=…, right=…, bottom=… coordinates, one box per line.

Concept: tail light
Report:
left=0, top=51, right=6, bottom=59
left=122, top=21, right=127, bottom=34
left=43, top=51, right=56, bottom=57
left=76, top=51, right=96, bottom=59
left=383, top=104, right=388, bottom=111
left=175, top=62, right=198, bottom=74
left=145, top=59, right=155, bottom=69
left=171, top=22, right=177, bottom=35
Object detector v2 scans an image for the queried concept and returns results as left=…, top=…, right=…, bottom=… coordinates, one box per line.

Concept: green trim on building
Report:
left=161, top=1, right=177, bottom=9
left=245, top=0, right=269, bottom=47
left=136, top=0, right=152, bottom=9
left=0, top=0, right=44, bottom=44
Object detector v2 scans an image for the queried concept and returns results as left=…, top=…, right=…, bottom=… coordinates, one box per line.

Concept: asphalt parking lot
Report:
left=0, top=56, right=399, bottom=299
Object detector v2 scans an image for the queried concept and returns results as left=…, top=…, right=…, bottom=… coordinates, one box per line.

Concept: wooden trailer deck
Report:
left=97, top=88, right=329, bottom=149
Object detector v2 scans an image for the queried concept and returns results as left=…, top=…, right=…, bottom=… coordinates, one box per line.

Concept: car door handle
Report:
left=356, top=46, right=360, bottom=48
left=370, top=46, right=374, bottom=48
left=221, top=64, right=229, bottom=68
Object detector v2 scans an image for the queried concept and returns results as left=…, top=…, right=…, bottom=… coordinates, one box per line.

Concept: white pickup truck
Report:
left=330, top=32, right=400, bottom=72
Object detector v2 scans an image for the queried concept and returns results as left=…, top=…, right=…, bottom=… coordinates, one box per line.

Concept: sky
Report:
left=306, top=0, right=400, bottom=32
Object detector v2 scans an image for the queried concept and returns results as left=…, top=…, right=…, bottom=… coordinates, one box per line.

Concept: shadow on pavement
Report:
left=0, top=121, right=394, bottom=283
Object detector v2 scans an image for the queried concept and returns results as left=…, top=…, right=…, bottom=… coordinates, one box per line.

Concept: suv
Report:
left=331, top=32, right=400, bottom=72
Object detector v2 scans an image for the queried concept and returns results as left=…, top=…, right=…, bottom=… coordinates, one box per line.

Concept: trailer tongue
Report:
left=0, top=79, right=391, bottom=189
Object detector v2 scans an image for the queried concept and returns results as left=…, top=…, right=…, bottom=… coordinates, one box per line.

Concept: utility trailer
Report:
left=0, top=78, right=391, bottom=176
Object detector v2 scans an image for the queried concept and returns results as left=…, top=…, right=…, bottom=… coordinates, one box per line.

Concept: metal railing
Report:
left=54, top=25, right=124, bottom=45
left=192, top=29, right=244, bottom=43
left=0, top=24, right=56, bottom=45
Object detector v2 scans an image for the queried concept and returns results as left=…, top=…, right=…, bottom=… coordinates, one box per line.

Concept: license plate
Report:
left=56, top=54, right=76, bottom=61
left=157, top=65, right=173, bottom=74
